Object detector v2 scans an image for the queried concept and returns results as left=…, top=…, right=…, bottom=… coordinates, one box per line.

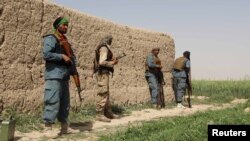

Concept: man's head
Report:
left=100, top=35, right=113, bottom=46
left=53, top=16, right=69, bottom=34
left=152, top=47, right=160, bottom=56
left=183, top=51, right=190, bottom=60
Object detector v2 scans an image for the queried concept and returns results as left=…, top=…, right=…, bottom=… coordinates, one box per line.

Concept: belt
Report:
left=174, top=69, right=182, bottom=72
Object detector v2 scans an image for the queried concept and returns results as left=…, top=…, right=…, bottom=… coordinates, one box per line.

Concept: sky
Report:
left=52, top=0, right=250, bottom=80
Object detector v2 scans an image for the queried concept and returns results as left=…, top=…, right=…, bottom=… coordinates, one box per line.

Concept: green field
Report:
left=99, top=80, right=250, bottom=141
left=2, top=80, right=250, bottom=140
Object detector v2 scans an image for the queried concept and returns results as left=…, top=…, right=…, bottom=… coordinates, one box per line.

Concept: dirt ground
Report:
left=14, top=98, right=247, bottom=141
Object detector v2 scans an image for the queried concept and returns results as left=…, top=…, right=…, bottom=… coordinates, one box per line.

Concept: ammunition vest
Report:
left=43, top=34, right=69, bottom=66
left=145, top=54, right=161, bottom=73
left=173, top=56, right=188, bottom=71
left=94, top=45, right=113, bottom=73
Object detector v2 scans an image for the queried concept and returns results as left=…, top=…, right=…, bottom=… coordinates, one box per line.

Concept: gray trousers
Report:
left=173, top=77, right=187, bottom=103
left=43, top=79, right=70, bottom=124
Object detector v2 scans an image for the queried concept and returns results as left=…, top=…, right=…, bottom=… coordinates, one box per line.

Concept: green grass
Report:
left=0, top=108, right=43, bottom=132
left=99, top=100, right=250, bottom=141
left=98, top=80, right=250, bottom=141
left=2, top=80, right=250, bottom=139
left=69, top=104, right=96, bottom=122
left=192, top=80, right=250, bottom=104
left=3, top=103, right=154, bottom=132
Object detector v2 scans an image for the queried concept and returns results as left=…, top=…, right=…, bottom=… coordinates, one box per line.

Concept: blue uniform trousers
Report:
left=43, top=79, right=70, bottom=124
left=145, top=73, right=159, bottom=104
left=173, top=77, right=187, bottom=102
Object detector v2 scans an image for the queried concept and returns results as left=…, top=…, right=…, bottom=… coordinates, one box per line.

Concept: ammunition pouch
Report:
left=98, top=66, right=114, bottom=74
left=46, top=60, right=69, bottom=66
left=173, top=69, right=181, bottom=72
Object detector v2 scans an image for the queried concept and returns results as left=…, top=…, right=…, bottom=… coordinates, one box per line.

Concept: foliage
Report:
left=99, top=100, right=250, bottom=141
left=6, top=80, right=250, bottom=138
left=192, top=80, right=250, bottom=104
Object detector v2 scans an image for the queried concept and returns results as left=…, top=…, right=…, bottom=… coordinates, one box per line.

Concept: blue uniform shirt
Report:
left=43, top=35, right=77, bottom=80
left=145, top=53, right=161, bottom=76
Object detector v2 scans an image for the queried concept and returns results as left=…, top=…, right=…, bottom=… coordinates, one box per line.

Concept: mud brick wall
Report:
left=0, top=0, right=175, bottom=112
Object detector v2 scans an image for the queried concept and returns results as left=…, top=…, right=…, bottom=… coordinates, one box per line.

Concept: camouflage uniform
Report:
left=95, top=35, right=117, bottom=122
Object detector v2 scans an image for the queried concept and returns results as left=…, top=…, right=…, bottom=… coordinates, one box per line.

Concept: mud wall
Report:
left=0, top=0, right=175, bottom=112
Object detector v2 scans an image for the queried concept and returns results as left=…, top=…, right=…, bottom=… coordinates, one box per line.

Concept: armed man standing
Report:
left=172, top=51, right=191, bottom=108
left=94, top=35, right=120, bottom=122
left=145, top=47, right=164, bottom=109
left=42, top=16, right=81, bottom=137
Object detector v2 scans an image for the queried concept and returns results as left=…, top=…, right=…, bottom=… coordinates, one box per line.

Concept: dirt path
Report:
left=15, top=98, right=247, bottom=141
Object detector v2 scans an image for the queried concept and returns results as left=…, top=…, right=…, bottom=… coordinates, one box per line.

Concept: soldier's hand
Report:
left=112, top=55, right=116, bottom=61
left=62, top=54, right=72, bottom=64
left=112, top=59, right=118, bottom=65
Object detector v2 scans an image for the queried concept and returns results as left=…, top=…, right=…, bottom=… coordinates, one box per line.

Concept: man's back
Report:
left=173, top=56, right=190, bottom=78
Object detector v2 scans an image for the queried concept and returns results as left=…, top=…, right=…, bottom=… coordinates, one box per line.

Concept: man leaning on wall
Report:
left=145, top=47, right=164, bottom=109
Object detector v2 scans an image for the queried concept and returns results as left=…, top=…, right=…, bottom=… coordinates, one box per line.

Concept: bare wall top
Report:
left=0, top=0, right=175, bottom=112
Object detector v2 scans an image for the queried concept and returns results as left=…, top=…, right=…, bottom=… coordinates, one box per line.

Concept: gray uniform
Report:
left=172, top=59, right=190, bottom=102
left=42, top=35, right=77, bottom=124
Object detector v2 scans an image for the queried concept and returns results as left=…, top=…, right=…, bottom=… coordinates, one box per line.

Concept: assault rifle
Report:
left=156, top=59, right=165, bottom=108
left=110, top=52, right=126, bottom=75
left=92, top=52, right=126, bottom=76
left=60, top=39, right=83, bottom=102
left=186, top=69, right=192, bottom=108
left=114, top=52, right=126, bottom=60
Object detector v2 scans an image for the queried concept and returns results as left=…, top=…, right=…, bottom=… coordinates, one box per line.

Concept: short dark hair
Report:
left=183, top=51, right=190, bottom=56
left=152, top=47, right=160, bottom=51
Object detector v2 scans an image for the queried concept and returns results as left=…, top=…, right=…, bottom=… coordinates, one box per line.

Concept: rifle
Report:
left=186, top=68, right=192, bottom=108
left=114, top=52, right=126, bottom=60
left=110, top=52, right=126, bottom=76
left=73, top=74, right=83, bottom=102
left=155, top=58, right=165, bottom=108
left=92, top=52, right=126, bottom=76
left=59, top=36, right=83, bottom=102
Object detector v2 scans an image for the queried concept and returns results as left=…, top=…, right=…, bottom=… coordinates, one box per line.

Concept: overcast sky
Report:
left=52, top=0, right=250, bottom=80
